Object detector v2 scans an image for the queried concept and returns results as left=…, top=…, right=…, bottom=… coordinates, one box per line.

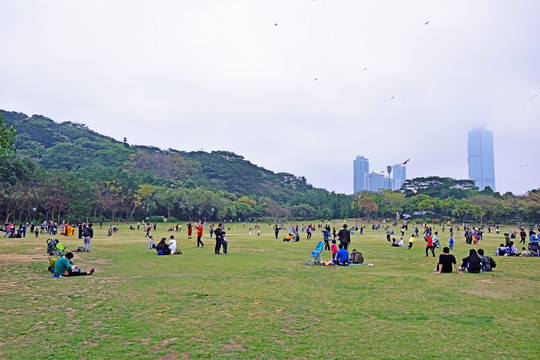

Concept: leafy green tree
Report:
left=490, top=201, right=512, bottom=223
left=405, top=194, right=432, bottom=214
left=402, top=176, right=477, bottom=199
left=0, top=114, right=16, bottom=157
left=377, top=190, right=406, bottom=218
left=292, top=204, right=316, bottom=221
left=452, top=199, right=484, bottom=222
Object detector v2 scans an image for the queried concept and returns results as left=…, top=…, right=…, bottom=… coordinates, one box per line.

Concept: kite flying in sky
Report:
left=424, top=21, right=429, bottom=25
left=386, top=96, right=395, bottom=102
left=402, top=159, right=410, bottom=165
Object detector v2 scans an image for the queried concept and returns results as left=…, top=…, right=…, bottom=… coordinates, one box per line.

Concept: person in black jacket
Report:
left=214, top=223, right=224, bottom=254
left=156, top=238, right=170, bottom=255
left=460, top=249, right=481, bottom=273
left=337, top=224, right=351, bottom=250
left=82, top=223, right=94, bottom=252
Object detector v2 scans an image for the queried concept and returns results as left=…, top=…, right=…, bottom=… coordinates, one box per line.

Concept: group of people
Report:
left=148, top=235, right=180, bottom=255
left=148, top=222, right=230, bottom=255
left=434, top=247, right=496, bottom=274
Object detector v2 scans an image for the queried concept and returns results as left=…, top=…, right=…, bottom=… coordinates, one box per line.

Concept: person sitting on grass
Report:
left=52, top=252, right=94, bottom=278
left=519, top=247, right=530, bottom=257
left=459, top=249, right=481, bottom=273
left=478, top=248, right=496, bottom=272
left=496, top=243, right=506, bottom=256
left=156, top=238, right=171, bottom=255
left=505, top=241, right=518, bottom=256
left=334, top=244, right=349, bottom=266
left=435, top=247, right=462, bottom=274
left=283, top=233, right=292, bottom=242
left=168, top=236, right=177, bottom=254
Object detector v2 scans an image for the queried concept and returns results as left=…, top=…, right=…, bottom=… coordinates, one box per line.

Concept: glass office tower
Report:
left=392, top=164, right=407, bottom=191
left=353, top=156, right=369, bottom=194
left=468, top=129, right=496, bottom=191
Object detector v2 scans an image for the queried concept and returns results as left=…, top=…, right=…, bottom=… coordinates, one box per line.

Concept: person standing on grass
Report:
left=52, top=252, right=94, bottom=278
left=338, top=224, right=351, bottom=250
left=82, top=224, right=93, bottom=253
left=425, top=233, right=435, bottom=257
left=449, top=234, right=455, bottom=250
left=433, top=231, right=440, bottom=248
left=221, top=232, right=228, bottom=255
left=187, top=223, right=193, bottom=239
left=214, top=223, right=224, bottom=254
left=434, top=247, right=462, bottom=274
left=331, top=240, right=338, bottom=261
left=196, top=222, right=204, bottom=248
left=148, top=235, right=154, bottom=249
left=322, top=228, right=331, bottom=251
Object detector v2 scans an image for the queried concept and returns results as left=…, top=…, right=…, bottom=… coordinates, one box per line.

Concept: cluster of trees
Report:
left=353, top=177, right=540, bottom=224
left=1, top=111, right=538, bottom=225
left=0, top=156, right=353, bottom=223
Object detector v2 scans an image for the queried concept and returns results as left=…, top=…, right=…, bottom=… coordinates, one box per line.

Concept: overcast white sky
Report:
left=1, top=0, right=539, bottom=195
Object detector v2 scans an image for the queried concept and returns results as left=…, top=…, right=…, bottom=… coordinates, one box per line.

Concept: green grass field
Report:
left=1, top=221, right=538, bottom=359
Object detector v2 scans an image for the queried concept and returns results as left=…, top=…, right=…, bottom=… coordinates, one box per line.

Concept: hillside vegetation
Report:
left=0, top=110, right=538, bottom=224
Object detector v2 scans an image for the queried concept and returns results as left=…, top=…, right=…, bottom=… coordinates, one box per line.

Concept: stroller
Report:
left=304, top=241, right=324, bottom=266
left=46, top=238, right=65, bottom=272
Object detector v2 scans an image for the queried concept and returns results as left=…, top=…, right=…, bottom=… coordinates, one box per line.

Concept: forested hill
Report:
left=1, top=110, right=316, bottom=201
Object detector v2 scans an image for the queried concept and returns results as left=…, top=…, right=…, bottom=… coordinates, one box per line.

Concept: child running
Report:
left=408, top=234, right=415, bottom=249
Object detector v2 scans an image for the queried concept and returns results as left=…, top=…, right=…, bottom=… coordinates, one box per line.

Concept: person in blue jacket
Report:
left=334, top=244, right=349, bottom=266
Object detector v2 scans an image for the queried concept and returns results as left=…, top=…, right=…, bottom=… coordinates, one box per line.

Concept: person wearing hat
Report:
left=52, top=252, right=94, bottom=277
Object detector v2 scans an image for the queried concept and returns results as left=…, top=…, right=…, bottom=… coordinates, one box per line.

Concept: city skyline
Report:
left=353, top=156, right=407, bottom=194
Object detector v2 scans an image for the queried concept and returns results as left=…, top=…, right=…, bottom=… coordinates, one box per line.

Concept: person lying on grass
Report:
left=53, top=252, right=94, bottom=278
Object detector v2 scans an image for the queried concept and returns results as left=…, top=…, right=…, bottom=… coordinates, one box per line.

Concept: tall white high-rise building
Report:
left=468, top=128, right=496, bottom=191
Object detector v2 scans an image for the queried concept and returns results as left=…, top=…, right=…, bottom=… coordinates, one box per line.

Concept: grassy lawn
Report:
left=1, top=221, right=538, bottom=359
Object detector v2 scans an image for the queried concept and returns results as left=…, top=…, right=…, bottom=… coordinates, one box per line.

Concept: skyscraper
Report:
left=468, top=128, right=496, bottom=191
left=353, top=156, right=369, bottom=194
left=392, top=164, right=407, bottom=191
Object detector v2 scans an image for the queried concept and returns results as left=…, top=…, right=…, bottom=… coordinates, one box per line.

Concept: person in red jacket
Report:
left=425, top=234, right=435, bottom=257
left=196, top=222, right=204, bottom=248
left=187, top=223, right=193, bottom=239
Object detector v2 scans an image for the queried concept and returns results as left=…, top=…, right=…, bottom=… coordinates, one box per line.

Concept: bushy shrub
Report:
left=148, top=216, right=164, bottom=223
left=167, top=216, right=178, bottom=223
